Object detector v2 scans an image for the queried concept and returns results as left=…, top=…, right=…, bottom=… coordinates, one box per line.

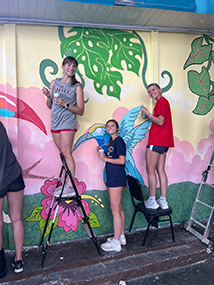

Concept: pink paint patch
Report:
left=112, top=107, right=129, bottom=122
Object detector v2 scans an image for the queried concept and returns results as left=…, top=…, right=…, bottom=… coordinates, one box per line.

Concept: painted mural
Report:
left=184, top=34, right=214, bottom=115
left=0, top=25, right=213, bottom=249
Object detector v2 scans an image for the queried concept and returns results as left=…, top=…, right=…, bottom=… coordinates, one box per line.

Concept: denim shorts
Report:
left=147, top=145, right=169, bottom=154
left=0, top=174, right=25, bottom=198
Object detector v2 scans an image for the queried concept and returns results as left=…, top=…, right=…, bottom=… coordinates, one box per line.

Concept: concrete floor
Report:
left=1, top=223, right=214, bottom=285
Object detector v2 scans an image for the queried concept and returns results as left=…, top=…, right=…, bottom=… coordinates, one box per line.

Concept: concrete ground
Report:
left=1, top=223, right=214, bottom=285
left=127, top=259, right=214, bottom=285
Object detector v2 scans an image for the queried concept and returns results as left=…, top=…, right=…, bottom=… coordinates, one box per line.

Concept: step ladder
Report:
left=185, top=145, right=214, bottom=246
left=39, top=152, right=102, bottom=268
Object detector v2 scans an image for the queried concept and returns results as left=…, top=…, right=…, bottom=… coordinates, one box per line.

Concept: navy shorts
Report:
left=147, top=145, right=169, bottom=154
left=0, top=174, right=25, bottom=198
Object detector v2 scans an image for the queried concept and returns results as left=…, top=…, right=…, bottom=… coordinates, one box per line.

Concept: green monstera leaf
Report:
left=184, top=36, right=212, bottom=69
left=193, top=95, right=214, bottom=115
left=105, top=29, right=142, bottom=74
left=60, top=27, right=142, bottom=100
left=93, top=60, right=122, bottom=99
left=188, top=67, right=210, bottom=97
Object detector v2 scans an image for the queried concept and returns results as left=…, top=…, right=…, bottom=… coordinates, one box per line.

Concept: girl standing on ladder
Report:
left=42, top=56, right=84, bottom=196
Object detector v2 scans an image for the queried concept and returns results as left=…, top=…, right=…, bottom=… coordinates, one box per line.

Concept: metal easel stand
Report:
left=39, top=152, right=101, bottom=268
left=185, top=146, right=214, bottom=252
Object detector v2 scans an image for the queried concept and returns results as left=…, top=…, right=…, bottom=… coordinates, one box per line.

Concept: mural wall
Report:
left=0, top=24, right=213, bottom=249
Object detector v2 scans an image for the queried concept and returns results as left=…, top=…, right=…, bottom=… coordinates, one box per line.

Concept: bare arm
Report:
left=68, top=85, right=84, bottom=116
left=42, top=80, right=54, bottom=109
left=141, top=105, right=165, bottom=126
left=150, top=114, right=165, bottom=126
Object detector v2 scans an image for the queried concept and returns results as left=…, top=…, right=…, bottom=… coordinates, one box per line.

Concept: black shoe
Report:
left=11, top=257, right=23, bottom=274
left=0, top=248, right=7, bottom=278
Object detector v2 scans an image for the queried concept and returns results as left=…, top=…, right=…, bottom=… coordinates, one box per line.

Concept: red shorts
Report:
left=51, top=129, right=77, bottom=133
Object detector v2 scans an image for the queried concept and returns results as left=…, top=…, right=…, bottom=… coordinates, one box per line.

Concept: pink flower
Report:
left=41, top=178, right=90, bottom=232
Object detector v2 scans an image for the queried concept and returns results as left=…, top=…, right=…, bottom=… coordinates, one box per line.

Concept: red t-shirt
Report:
left=148, top=96, right=174, bottom=147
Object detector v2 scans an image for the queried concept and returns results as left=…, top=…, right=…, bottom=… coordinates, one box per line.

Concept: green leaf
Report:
left=39, top=216, right=59, bottom=238
left=93, top=60, right=122, bottom=100
left=82, top=212, right=101, bottom=228
left=60, top=27, right=142, bottom=100
left=105, top=29, right=142, bottom=75
left=184, top=37, right=212, bottom=69
left=26, top=206, right=43, bottom=222
left=188, top=67, right=210, bottom=97
left=193, top=95, right=214, bottom=115
left=61, top=28, right=110, bottom=82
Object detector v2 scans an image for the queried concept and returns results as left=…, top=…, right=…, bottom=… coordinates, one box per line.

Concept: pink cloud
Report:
left=166, top=119, right=214, bottom=185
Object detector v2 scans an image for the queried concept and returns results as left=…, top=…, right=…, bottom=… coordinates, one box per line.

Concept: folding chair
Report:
left=127, top=175, right=175, bottom=246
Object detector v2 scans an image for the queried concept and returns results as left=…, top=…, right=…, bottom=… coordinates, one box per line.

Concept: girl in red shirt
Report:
left=141, top=83, right=174, bottom=210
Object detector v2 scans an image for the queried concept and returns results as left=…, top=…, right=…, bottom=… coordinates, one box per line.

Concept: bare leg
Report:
left=120, top=206, right=125, bottom=236
left=7, top=190, right=24, bottom=261
left=52, top=132, right=60, bottom=150
left=52, top=131, right=76, bottom=183
left=0, top=197, right=5, bottom=250
left=145, top=148, right=161, bottom=197
left=156, top=152, right=168, bottom=197
left=108, top=187, right=124, bottom=241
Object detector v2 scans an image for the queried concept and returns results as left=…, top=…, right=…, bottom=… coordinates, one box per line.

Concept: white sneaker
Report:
left=144, top=199, right=159, bottom=209
left=157, top=198, right=169, bottom=209
left=53, top=184, right=76, bottom=198
left=101, top=240, right=122, bottom=252
left=107, top=236, right=126, bottom=245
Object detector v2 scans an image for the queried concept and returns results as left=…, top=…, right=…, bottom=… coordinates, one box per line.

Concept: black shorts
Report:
left=147, top=145, right=169, bottom=154
left=0, top=174, right=25, bottom=198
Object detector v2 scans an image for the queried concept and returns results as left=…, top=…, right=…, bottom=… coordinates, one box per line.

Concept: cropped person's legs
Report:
left=0, top=197, right=5, bottom=250
left=0, top=197, right=6, bottom=278
left=108, top=187, right=124, bottom=241
left=7, top=190, right=24, bottom=261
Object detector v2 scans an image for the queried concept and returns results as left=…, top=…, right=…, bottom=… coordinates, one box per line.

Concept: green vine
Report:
left=39, top=59, right=58, bottom=88
left=132, top=31, right=173, bottom=93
